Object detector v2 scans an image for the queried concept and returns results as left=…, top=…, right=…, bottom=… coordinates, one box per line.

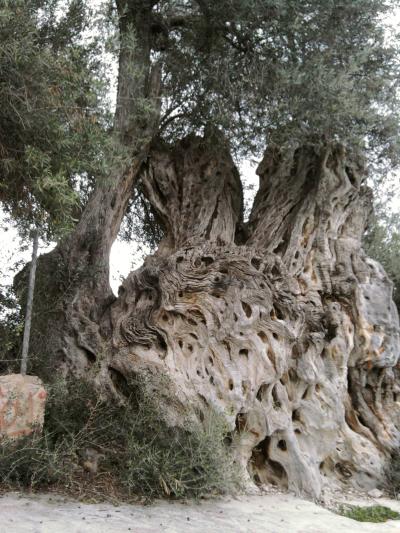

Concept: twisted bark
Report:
left=19, top=118, right=400, bottom=496
left=13, top=0, right=399, bottom=498
left=101, top=138, right=399, bottom=498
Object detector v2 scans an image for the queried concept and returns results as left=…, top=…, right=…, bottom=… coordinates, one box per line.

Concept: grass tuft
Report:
left=338, top=504, right=400, bottom=523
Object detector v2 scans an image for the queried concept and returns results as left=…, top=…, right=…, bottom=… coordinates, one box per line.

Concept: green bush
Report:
left=0, top=380, right=116, bottom=491
left=122, top=405, right=240, bottom=499
left=0, top=433, right=72, bottom=488
left=0, top=375, right=242, bottom=500
left=0, top=284, right=23, bottom=374
left=338, top=504, right=400, bottom=523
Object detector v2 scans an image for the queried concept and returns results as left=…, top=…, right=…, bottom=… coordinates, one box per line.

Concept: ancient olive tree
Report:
left=9, top=0, right=400, bottom=498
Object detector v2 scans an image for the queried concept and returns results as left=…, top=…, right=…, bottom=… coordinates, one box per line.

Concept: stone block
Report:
left=0, top=374, right=46, bottom=439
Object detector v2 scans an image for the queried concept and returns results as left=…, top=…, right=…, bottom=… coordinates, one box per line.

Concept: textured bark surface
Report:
left=23, top=135, right=400, bottom=499
left=104, top=138, right=399, bottom=498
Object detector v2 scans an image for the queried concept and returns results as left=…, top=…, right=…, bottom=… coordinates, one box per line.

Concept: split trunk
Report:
left=21, top=134, right=400, bottom=499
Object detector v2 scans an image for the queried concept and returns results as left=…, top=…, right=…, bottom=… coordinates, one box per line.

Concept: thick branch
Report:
left=21, top=0, right=163, bottom=371
left=59, top=3, right=162, bottom=297
left=142, top=133, right=243, bottom=254
left=247, top=144, right=366, bottom=279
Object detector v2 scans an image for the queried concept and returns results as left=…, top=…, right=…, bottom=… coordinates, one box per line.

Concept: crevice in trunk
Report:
left=250, top=436, right=289, bottom=488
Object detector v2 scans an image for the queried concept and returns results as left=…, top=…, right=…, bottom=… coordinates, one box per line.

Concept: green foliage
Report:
left=0, top=376, right=242, bottom=500
left=338, top=504, right=400, bottom=523
left=119, top=190, right=164, bottom=252
left=153, top=0, right=400, bottom=167
left=121, top=384, right=240, bottom=498
left=364, top=205, right=400, bottom=310
left=0, top=0, right=111, bottom=238
left=0, top=284, right=23, bottom=374
left=2, top=0, right=400, bottom=245
left=113, top=0, right=400, bottom=246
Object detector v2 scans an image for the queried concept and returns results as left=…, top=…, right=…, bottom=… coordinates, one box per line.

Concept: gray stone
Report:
left=368, top=489, right=383, bottom=499
left=0, top=373, right=46, bottom=439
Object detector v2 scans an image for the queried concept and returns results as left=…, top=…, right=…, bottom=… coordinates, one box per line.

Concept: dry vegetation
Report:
left=0, top=376, right=242, bottom=501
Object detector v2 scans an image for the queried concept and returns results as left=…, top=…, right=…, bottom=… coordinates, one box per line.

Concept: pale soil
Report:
left=1, top=491, right=400, bottom=533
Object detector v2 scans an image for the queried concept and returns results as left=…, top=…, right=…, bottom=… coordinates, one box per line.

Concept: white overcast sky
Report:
left=0, top=1, right=399, bottom=296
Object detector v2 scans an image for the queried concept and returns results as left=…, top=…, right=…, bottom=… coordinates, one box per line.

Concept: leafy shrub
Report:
left=338, top=504, right=400, bottom=523
left=0, top=284, right=23, bottom=374
left=0, top=375, right=242, bottom=500
left=122, top=403, right=240, bottom=499
left=0, top=380, right=114, bottom=492
left=0, top=433, right=71, bottom=489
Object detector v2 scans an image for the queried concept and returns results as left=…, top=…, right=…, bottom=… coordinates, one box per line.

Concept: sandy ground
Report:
left=1, top=492, right=400, bottom=533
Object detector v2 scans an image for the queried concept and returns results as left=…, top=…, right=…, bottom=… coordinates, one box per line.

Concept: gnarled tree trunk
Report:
left=13, top=0, right=399, bottom=499
left=97, top=136, right=398, bottom=498
left=19, top=120, right=400, bottom=497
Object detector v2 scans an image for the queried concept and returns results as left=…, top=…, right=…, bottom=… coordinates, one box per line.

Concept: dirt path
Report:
left=1, top=492, right=400, bottom=533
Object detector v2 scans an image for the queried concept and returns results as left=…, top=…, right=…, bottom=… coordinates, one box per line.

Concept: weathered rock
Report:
left=0, top=374, right=47, bottom=439
left=368, top=489, right=383, bottom=498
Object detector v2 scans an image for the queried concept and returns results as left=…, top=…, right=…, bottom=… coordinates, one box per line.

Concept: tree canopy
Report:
left=151, top=0, right=400, bottom=164
left=0, top=0, right=111, bottom=238
left=0, top=0, right=400, bottom=241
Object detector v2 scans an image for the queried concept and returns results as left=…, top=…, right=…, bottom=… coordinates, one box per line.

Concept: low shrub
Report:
left=338, top=504, right=400, bottom=523
left=122, top=407, right=240, bottom=499
left=0, top=375, right=242, bottom=500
